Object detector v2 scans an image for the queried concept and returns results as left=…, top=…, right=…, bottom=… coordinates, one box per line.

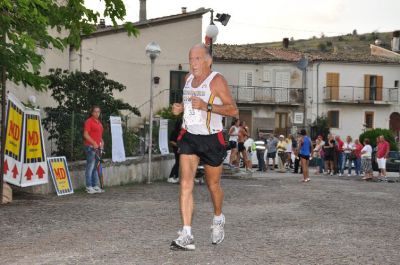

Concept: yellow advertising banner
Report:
left=3, top=95, right=25, bottom=186
left=5, top=101, right=24, bottom=161
left=47, top=157, right=74, bottom=196
left=24, top=114, right=44, bottom=163
left=4, top=93, right=48, bottom=187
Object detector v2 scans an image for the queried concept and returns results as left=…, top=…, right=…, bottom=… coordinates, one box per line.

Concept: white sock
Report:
left=182, top=226, right=192, bottom=236
left=214, top=213, right=225, bottom=223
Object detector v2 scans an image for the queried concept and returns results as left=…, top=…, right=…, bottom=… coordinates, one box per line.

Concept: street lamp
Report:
left=205, top=10, right=230, bottom=57
left=145, top=41, right=161, bottom=184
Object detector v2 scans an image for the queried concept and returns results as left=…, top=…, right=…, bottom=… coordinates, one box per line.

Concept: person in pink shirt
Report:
left=376, top=135, right=390, bottom=180
left=353, top=139, right=363, bottom=176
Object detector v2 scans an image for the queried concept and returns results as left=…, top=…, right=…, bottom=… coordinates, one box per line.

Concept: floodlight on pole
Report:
left=145, top=41, right=161, bottom=184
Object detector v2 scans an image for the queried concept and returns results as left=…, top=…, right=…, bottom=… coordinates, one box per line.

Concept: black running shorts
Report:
left=177, top=130, right=227, bottom=167
left=228, top=140, right=237, bottom=150
left=238, top=142, right=245, bottom=152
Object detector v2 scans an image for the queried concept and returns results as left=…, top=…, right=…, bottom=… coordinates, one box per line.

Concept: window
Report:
left=263, top=70, right=271, bottom=82
left=364, top=75, right=383, bottom=101
left=365, top=112, right=374, bottom=129
left=395, top=80, right=399, bottom=88
left=326, top=73, right=340, bottom=100
left=327, top=110, right=339, bottom=128
left=239, top=70, right=254, bottom=87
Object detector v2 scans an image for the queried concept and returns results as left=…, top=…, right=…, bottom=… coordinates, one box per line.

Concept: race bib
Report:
left=183, top=101, right=203, bottom=126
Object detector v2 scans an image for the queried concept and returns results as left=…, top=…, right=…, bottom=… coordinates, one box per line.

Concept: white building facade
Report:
left=308, top=61, right=400, bottom=140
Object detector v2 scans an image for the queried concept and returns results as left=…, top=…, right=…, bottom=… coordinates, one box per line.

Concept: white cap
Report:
left=279, top=135, right=284, bottom=138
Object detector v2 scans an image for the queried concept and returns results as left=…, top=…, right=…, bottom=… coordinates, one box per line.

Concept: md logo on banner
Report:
left=47, top=157, right=74, bottom=196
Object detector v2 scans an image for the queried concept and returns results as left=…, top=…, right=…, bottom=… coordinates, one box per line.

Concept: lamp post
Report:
left=205, top=10, right=231, bottom=57
left=145, top=41, right=161, bottom=184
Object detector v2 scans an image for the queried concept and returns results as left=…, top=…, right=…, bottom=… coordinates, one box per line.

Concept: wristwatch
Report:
left=207, top=103, right=213, bottom=112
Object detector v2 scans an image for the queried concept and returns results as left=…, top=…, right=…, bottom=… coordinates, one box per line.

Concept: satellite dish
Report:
left=296, top=57, right=308, bottom=70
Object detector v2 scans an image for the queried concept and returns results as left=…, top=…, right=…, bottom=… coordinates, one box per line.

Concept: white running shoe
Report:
left=211, top=214, right=225, bottom=245
left=167, top=177, right=179, bottom=184
left=170, top=230, right=195, bottom=251
left=86, top=187, right=96, bottom=194
left=93, top=186, right=104, bottom=193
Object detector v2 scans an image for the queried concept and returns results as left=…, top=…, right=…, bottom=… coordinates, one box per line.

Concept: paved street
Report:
left=1, top=170, right=400, bottom=265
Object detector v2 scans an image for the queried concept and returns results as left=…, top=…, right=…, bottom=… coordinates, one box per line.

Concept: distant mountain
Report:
left=253, top=32, right=393, bottom=54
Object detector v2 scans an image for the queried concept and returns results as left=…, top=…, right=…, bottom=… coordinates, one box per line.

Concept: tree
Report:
left=310, top=115, right=330, bottom=140
left=42, top=69, right=140, bottom=160
left=0, top=0, right=138, bottom=201
left=359, top=128, right=397, bottom=151
left=0, top=0, right=138, bottom=90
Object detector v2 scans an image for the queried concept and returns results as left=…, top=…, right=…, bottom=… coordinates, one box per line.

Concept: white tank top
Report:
left=229, top=126, right=239, bottom=142
left=182, top=71, right=223, bottom=135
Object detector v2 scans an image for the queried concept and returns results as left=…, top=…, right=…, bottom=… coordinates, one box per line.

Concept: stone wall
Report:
left=23, top=154, right=175, bottom=195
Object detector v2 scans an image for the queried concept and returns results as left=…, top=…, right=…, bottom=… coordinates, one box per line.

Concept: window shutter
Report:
left=364, top=75, right=371, bottom=100
left=326, top=73, right=339, bottom=100
left=376, top=75, right=383, bottom=101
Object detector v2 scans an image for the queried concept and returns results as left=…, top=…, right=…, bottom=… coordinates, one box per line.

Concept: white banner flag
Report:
left=110, top=116, right=126, bottom=162
left=158, top=119, right=169, bottom=155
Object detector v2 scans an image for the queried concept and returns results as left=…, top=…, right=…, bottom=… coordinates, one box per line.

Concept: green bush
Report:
left=359, top=128, right=397, bottom=150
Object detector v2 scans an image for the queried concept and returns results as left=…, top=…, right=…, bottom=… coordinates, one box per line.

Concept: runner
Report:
left=170, top=44, right=238, bottom=250
left=228, top=118, right=240, bottom=168
left=298, top=129, right=311, bottom=182
left=238, top=122, right=253, bottom=172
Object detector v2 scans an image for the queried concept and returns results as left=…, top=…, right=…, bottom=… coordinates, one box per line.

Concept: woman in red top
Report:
left=83, top=106, right=104, bottom=194
left=353, top=139, right=363, bottom=176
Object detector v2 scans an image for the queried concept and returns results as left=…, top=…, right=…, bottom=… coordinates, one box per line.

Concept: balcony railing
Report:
left=323, top=86, right=399, bottom=104
left=230, top=86, right=304, bottom=104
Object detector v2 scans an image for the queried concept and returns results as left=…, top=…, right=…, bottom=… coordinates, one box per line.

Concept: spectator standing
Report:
left=255, top=132, right=266, bottom=171
left=285, top=135, right=293, bottom=169
left=228, top=119, right=240, bottom=167
left=293, top=134, right=301, bottom=173
left=323, top=134, right=335, bottom=176
left=298, top=129, right=311, bottom=182
left=361, top=138, right=373, bottom=180
left=376, top=135, right=390, bottom=181
left=313, top=136, right=325, bottom=174
left=343, top=136, right=355, bottom=176
left=277, top=135, right=287, bottom=172
left=83, top=105, right=104, bottom=194
left=353, top=139, right=363, bottom=176
left=335, top=135, right=344, bottom=176
left=266, top=134, right=278, bottom=170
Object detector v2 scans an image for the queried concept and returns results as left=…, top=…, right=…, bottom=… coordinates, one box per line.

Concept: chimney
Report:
left=99, top=19, right=105, bottom=28
left=283, top=38, right=289, bottom=49
left=139, top=0, right=147, bottom=22
left=392, top=30, right=400, bottom=52
left=181, top=7, right=187, bottom=14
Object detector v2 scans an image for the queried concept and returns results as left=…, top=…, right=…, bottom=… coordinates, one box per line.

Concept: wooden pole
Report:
left=0, top=55, right=6, bottom=203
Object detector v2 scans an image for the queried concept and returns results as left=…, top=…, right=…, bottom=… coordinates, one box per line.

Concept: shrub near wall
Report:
left=359, top=128, right=397, bottom=150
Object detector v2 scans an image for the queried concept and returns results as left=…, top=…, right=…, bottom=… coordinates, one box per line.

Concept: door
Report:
left=275, top=112, right=288, bottom=136
left=170, top=71, right=188, bottom=104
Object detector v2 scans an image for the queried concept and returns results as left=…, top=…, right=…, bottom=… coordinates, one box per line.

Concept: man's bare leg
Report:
left=204, top=164, right=224, bottom=215
left=179, top=154, right=199, bottom=226
left=205, top=164, right=225, bottom=245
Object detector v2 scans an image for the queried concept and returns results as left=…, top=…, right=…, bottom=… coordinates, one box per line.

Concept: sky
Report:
left=85, top=0, right=400, bottom=44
